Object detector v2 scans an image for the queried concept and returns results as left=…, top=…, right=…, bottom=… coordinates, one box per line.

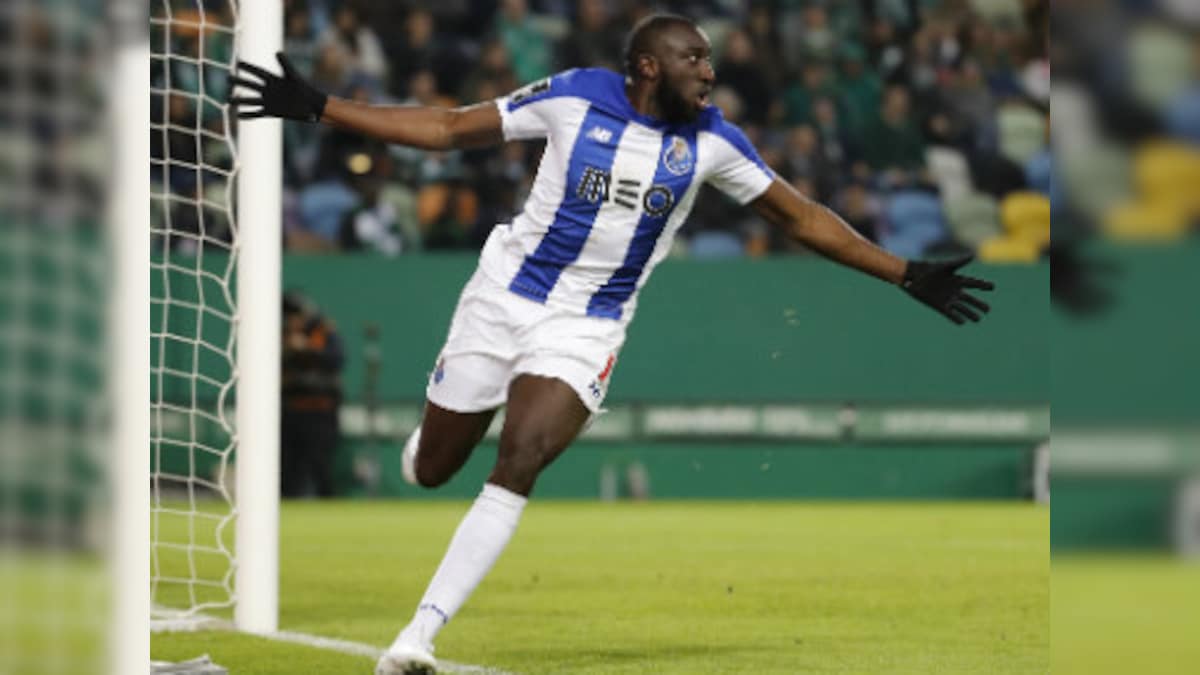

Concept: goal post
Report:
left=112, top=1, right=150, bottom=672
left=148, top=0, right=281, bottom=637
left=234, top=0, right=283, bottom=635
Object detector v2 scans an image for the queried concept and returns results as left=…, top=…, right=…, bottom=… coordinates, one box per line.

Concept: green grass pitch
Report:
left=152, top=500, right=1047, bottom=674
left=1052, top=555, right=1200, bottom=675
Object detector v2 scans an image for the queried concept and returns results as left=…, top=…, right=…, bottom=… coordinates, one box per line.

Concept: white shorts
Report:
left=425, top=269, right=626, bottom=414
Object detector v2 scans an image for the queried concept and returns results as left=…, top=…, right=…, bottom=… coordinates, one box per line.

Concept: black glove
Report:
left=901, top=255, right=994, bottom=325
left=229, top=52, right=327, bottom=123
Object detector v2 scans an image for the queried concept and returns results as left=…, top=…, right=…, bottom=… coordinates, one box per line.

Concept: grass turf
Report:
left=152, top=500, right=1047, bottom=674
left=1052, top=555, right=1200, bottom=675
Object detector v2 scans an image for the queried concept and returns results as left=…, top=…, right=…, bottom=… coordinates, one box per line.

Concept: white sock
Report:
left=394, top=483, right=527, bottom=651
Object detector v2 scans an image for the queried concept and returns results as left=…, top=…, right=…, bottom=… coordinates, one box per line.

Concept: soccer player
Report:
left=233, top=14, right=993, bottom=675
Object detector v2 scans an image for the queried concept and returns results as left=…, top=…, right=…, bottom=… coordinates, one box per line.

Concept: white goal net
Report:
left=0, top=1, right=113, bottom=673
left=150, top=0, right=240, bottom=626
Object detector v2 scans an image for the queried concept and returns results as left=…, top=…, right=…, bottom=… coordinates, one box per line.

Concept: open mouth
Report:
left=696, top=91, right=711, bottom=109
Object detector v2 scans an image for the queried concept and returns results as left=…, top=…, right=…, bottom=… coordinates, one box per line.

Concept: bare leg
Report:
left=383, top=375, right=590, bottom=669
left=489, top=374, right=592, bottom=496
left=409, top=401, right=496, bottom=488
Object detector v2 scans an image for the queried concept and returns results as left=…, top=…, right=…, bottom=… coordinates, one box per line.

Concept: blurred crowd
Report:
left=153, top=0, right=1056, bottom=261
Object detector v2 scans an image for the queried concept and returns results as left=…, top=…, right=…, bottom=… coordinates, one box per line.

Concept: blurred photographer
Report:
left=281, top=291, right=344, bottom=497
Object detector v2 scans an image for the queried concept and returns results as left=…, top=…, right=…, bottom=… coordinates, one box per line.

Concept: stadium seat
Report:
left=1165, top=87, right=1200, bottom=144
left=1104, top=200, right=1190, bottom=241
left=999, top=192, right=1051, bottom=247
left=880, top=191, right=947, bottom=259
left=298, top=180, right=359, bottom=241
left=1134, top=140, right=1200, bottom=217
left=1128, top=23, right=1194, bottom=108
left=926, top=146, right=973, bottom=202
left=943, top=192, right=1001, bottom=249
left=1058, top=143, right=1131, bottom=220
left=978, top=235, right=1040, bottom=263
left=997, top=103, right=1047, bottom=167
left=689, top=231, right=744, bottom=258
left=969, top=0, right=1024, bottom=26
left=1024, top=149, right=1052, bottom=197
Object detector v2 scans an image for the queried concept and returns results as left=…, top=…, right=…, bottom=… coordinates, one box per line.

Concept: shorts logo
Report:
left=662, top=135, right=694, bottom=175
left=432, top=357, right=445, bottom=385
left=598, top=353, right=616, bottom=383
left=589, top=353, right=616, bottom=399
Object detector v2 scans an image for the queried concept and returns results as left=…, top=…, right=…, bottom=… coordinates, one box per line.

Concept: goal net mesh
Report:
left=149, top=0, right=241, bottom=626
left=0, top=1, right=111, bottom=673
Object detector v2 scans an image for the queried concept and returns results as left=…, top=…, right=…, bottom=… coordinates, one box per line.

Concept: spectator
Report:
left=716, top=28, right=776, bottom=127
left=933, top=59, right=999, bottom=153
left=744, top=4, right=787, bottom=91
left=782, top=125, right=837, bottom=202
left=386, top=8, right=439, bottom=99
left=459, top=39, right=519, bottom=105
left=283, top=0, right=318, bottom=77
left=834, top=44, right=884, bottom=133
left=811, top=95, right=858, bottom=169
left=558, top=0, right=622, bottom=71
left=496, top=0, right=553, bottom=84
left=782, top=61, right=838, bottom=127
left=339, top=146, right=409, bottom=255
left=318, top=2, right=389, bottom=88
left=796, top=4, right=837, bottom=63
left=228, top=2, right=1048, bottom=257
left=863, top=85, right=927, bottom=186
left=281, top=291, right=344, bottom=498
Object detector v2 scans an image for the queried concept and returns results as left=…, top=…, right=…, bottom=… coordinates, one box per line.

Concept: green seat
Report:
left=943, top=191, right=1001, bottom=249
left=998, top=103, right=1047, bottom=167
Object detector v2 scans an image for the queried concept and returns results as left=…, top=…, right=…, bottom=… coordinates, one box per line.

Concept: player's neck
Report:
left=625, top=81, right=664, bottom=121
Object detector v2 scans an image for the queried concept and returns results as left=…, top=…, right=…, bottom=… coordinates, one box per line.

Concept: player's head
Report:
left=624, top=14, right=714, bottom=123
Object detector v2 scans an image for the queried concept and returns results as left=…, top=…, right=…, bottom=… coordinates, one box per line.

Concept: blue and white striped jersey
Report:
left=479, top=68, right=775, bottom=322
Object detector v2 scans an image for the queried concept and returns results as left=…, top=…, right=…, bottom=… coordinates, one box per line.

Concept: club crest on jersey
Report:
left=662, top=136, right=694, bottom=176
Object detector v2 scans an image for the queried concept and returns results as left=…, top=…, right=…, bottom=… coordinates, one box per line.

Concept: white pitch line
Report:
left=266, top=629, right=517, bottom=675
left=151, top=608, right=515, bottom=675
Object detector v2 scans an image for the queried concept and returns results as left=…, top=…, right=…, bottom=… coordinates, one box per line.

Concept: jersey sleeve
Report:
left=494, top=70, right=579, bottom=142
left=702, top=121, right=776, bottom=205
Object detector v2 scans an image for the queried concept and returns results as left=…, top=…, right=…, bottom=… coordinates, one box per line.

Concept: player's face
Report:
left=653, top=26, right=715, bottom=123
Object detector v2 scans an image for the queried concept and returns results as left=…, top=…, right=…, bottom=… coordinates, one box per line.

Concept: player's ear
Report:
left=637, top=54, right=658, bottom=80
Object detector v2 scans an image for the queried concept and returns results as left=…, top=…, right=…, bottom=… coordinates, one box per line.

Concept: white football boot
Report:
left=375, top=641, right=436, bottom=675
left=401, top=426, right=421, bottom=486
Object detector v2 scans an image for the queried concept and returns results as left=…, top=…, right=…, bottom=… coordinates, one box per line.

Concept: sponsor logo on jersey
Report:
left=509, top=78, right=550, bottom=105
left=586, top=126, right=613, bottom=144
left=432, top=357, right=445, bottom=384
left=642, top=185, right=674, bottom=217
left=576, top=169, right=676, bottom=217
left=576, top=166, right=612, bottom=203
left=662, top=135, right=694, bottom=175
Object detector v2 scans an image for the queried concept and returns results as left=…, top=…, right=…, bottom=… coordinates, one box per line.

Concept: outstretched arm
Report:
left=230, top=53, right=503, bottom=151
left=749, top=178, right=995, bottom=324
left=751, top=178, right=905, bottom=284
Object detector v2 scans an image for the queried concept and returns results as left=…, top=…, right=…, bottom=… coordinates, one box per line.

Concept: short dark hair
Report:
left=623, top=13, right=697, bottom=78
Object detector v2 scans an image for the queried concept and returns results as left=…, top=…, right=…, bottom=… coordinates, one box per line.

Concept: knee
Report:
left=412, top=436, right=458, bottom=489
left=414, top=460, right=449, bottom=489
left=491, top=431, right=557, bottom=494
